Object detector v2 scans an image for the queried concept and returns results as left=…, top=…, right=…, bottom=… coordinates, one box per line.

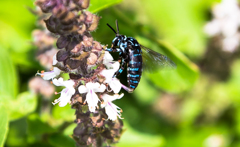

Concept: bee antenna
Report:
left=107, top=23, right=117, bottom=34
left=115, top=20, right=119, bottom=35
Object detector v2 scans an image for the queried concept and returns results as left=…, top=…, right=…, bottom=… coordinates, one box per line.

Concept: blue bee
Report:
left=106, top=20, right=176, bottom=93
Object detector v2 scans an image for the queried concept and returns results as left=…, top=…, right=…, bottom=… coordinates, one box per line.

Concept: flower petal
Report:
left=52, top=77, right=64, bottom=86
left=105, top=102, right=122, bottom=121
left=109, top=78, right=122, bottom=93
left=78, top=85, right=88, bottom=93
left=38, top=67, right=61, bottom=80
left=86, top=90, right=99, bottom=112
left=101, top=69, right=115, bottom=83
left=101, top=93, right=124, bottom=103
left=52, top=88, right=75, bottom=107
left=103, top=51, right=113, bottom=64
left=93, top=84, right=106, bottom=93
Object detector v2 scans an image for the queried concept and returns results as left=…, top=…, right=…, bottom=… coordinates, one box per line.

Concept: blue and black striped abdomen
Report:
left=127, top=44, right=142, bottom=90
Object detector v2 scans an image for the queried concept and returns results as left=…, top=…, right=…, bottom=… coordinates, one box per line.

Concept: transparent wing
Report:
left=141, top=45, right=176, bottom=72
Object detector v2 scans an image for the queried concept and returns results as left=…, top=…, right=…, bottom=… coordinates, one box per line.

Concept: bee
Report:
left=106, top=20, right=176, bottom=93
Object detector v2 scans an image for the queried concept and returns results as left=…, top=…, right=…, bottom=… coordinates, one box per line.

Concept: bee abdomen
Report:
left=127, top=63, right=142, bottom=90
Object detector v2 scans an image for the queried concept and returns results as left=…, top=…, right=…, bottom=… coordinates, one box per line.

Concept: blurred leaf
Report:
left=63, top=123, right=76, bottom=136
left=227, top=60, right=240, bottom=103
left=48, top=133, right=75, bottom=147
left=0, top=46, right=18, bottom=98
left=52, top=105, right=75, bottom=122
left=0, top=0, right=35, bottom=52
left=180, top=98, right=202, bottom=126
left=0, top=104, right=9, bottom=147
left=118, top=122, right=165, bottom=147
left=27, top=114, right=56, bottom=135
left=137, top=0, right=219, bottom=57
left=133, top=76, right=159, bottom=104
left=89, top=0, right=122, bottom=13
left=166, top=126, right=229, bottom=147
left=139, top=38, right=199, bottom=92
left=9, top=92, right=37, bottom=121
left=5, top=118, right=28, bottom=146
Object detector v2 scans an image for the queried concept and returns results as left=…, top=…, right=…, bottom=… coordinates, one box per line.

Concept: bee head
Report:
left=107, top=20, right=125, bottom=51
left=109, top=35, right=123, bottom=51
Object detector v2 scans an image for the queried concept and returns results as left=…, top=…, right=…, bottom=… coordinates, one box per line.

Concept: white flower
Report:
left=36, top=67, right=61, bottom=80
left=100, top=65, right=122, bottom=93
left=101, top=94, right=124, bottom=121
left=204, top=0, right=240, bottom=52
left=103, top=51, right=120, bottom=70
left=103, top=51, right=113, bottom=66
left=52, top=78, right=75, bottom=107
left=78, top=82, right=106, bottom=112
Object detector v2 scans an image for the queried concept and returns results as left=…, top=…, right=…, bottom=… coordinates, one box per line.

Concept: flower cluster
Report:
left=34, top=0, right=124, bottom=146
left=204, top=0, right=240, bottom=52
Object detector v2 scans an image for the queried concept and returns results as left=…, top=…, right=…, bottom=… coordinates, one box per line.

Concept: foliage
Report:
left=0, top=0, right=239, bottom=146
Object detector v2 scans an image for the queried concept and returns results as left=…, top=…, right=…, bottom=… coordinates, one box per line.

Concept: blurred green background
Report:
left=1, top=0, right=240, bottom=146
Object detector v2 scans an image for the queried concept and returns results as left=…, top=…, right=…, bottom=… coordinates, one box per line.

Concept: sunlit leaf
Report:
left=138, top=37, right=199, bottom=92
left=52, top=105, right=75, bottom=122
left=138, top=0, right=220, bottom=57
left=89, top=0, right=122, bottom=13
left=0, top=46, right=18, bottom=98
left=0, top=0, right=35, bottom=52
left=63, top=123, right=76, bottom=136
left=10, top=92, right=37, bottom=121
left=118, top=122, right=165, bottom=147
left=0, top=104, right=9, bottom=147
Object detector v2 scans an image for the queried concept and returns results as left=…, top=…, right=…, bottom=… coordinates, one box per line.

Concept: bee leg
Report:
left=105, top=48, right=113, bottom=52
left=113, top=59, right=126, bottom=78
left=105, top=48, right=121, bottom=52
left=121, top=84, right=134, bottom=93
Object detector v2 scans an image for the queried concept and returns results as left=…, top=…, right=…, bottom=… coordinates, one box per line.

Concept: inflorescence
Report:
left=34, top=0, right=124, bottom=146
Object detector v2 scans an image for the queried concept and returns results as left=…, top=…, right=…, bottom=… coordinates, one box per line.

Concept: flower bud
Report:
left=91, top=41, right=102, bottom=52
left=73, top=0, right=90, bottom=9
left=66, top=58, right=83, bottom=69
left=35, top=0, right=57, bottom=13
left=56, top=35, right=70, bottom=49
left=87, top=15, right=100, bottom=31
left=44, top=16, right=57, bottom=33
left=66, top=37, right=79, bottom=51
left=56, top=49, right=70, bottom=61
left=87, top=52, right=98, bottom=65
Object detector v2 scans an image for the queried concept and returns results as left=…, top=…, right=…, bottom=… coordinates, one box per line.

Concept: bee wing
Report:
left=141, top=45, right=176, bottom=72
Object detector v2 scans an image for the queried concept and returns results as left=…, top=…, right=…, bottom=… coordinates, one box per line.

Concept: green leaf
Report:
left=133, top=75, right=159, bottom=104
left=52, top=105, right=75, bottom=122
left=0, top=46, right=18, bottom=98
left=89, top=0, right=122, bottom=13
left=0, top=0, right=35, bottom=52
left=48, top=133, right=75, bottom=147
left=137, top=0, right=219, bottom=57
left=63, top=123, right=76, bottom=136
left=9, top=92, right=37, bottom=121
left=138, top=37, right=199, bottom=92
left=27, top=114, right=56, bottom=135
left=118, top=122, right=165, bottom=147
left=0, top=104, right=9, bottom=147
